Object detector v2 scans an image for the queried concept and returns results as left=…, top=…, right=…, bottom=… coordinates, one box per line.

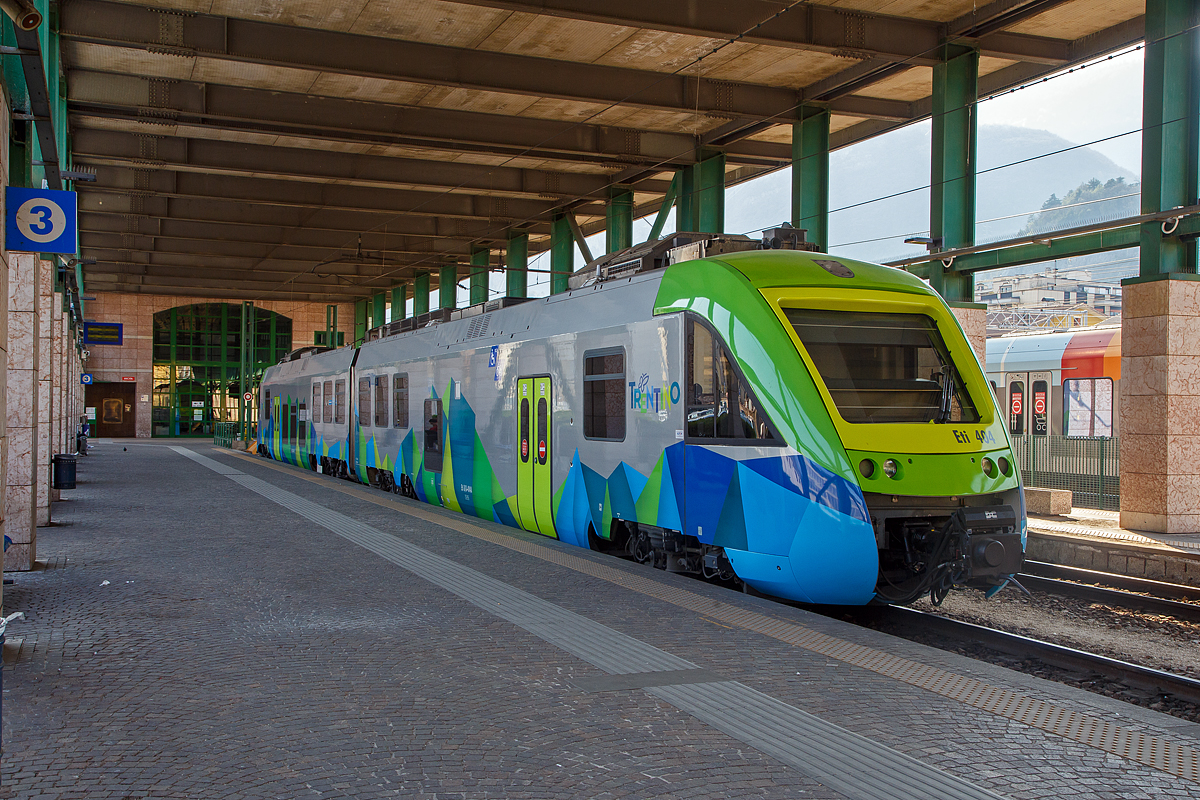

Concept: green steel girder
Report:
left=1140, top=0, right=1200, bottom=276
left=606, top=188, right=633, bottom=253
left=791, top=106, right=830, bottom=253
left=354, top=299, right=368, bottom=346
left=469, top=246, right=490, bottom=305
left=908, top=225, right=1142, bottom=278
left=678, top=152, right=725, bottom=233
left=646, top=175, right=678, bottom=242
left=391, top=284, right=406, bottom=321
left=371, top=292, right=386, bottom=328
left=438, top=265, right=457, bottom=310
left=928, top=44, right=979, bottom=303
left=507, top=232, right=528, bottom=298
left=413, top=273, right=430, bottom=316
left=550, top=214, right=572, bottom=295
left=326, top=304, right=338, bottom=345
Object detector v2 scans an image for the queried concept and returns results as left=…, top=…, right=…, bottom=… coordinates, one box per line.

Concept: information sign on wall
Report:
left=83, top=322, right=123, bottom=345
left=5, top=187, right=78, bottom=254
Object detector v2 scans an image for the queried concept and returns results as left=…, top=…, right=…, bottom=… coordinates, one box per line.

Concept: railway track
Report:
left=871, top=605, right=1200, bottom=707
left=1018, top=561, right=1200, bottom=623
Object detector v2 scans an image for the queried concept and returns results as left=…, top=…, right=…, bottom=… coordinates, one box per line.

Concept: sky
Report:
left=418, top=46, right=1147, bottom=314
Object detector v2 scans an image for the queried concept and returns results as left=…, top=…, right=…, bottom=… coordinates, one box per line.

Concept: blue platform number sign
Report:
left=5, top=187, right=79, bottom=254
left=80, top=373, right=93, bottom=385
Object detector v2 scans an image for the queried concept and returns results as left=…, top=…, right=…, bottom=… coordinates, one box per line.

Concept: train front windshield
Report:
left=786, top=309, right=979, bottom=424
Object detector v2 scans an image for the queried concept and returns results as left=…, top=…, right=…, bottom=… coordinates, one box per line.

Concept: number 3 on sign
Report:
left=17, top=199, right=65, bottom=243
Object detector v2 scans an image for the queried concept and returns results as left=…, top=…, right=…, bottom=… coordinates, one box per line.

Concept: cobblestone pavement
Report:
left=2, top=441, right=1198, bottom=799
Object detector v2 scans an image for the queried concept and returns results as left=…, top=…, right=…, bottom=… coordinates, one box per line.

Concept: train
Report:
left=985, top=321, right=1120, bottom=439
left=258, top=230, right=1026, bottom=606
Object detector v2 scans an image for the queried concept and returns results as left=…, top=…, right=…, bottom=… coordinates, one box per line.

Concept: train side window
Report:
left=687, top=318, right=778, bottom=442
left=424, top=398, right=443, bottom=472
left=1064, top=378, right=1113, bottom=437
left=298, top=402, right=307, bottom=443
left=393, top=373, right=409, bottom=428
left=312, top=383, right=321, bottom=424
left=289, top=402, right=298, bottom=443
left=1008, top=381, right=1025, bottom=435
left=335, top=380, right=346, bottom=425
left=264, top=390, right=271, bottom=421
left=323, top=380, right=333, bottom=423
left=583, top=348, right=625, bottom=441
left=358, top=377, right=372, bottom=427
left=520, top=397, right=530, bottom=462
left=374, top=374, right=389, bottom=428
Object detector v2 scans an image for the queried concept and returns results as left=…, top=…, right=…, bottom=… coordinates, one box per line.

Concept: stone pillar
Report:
left=5, top=252, right=39, bottom=570
left=1119, top=276, right=1200, bottom=534
left=949, top=304, right=987, bottom=365
left=36, top=259, right=52, bottom=524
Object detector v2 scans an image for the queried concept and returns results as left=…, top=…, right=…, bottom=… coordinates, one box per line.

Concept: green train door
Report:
left=516, top=376, right=555, bottom=538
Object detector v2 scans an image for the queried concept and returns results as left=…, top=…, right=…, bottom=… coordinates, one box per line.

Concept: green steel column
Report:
left=550, top=213, right=573, bottom=294
left=606, top=188, right=633, bottom=253
left=413, top=273, right=430, bottom=316
left=1140, top=0, right=1199, bottom=276
left=677, top=152, right=725, bottom=233
left=354, top=299, right=368, bottom=346
left=792, top=107, right=830, bottom=252
left=929, top=44, right=979, bottom=302
left=325, top=304, right=338, bottom=346
left=507, top=232, right=528, bottom=297
left=390, top=285, right=406, bottom=322
left=240, top=301, right=252, bottom=442
left=438, top=265, right=457, bottom=310
left=470, top=246, right=490, bottom=305
left=371, top=292, right=386, bottom=329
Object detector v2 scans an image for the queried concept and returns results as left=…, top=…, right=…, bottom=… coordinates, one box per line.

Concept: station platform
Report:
left=1027, top=508, right=1200, bottom=587
left=3, top=441, right=1199, bottom=799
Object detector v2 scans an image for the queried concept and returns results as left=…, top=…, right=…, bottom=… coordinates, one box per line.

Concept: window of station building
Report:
left=785, top=309, right=979, bottom=425
left=358, top=377, right=373, bottom=427
left=1064, top=378, right=1113, bottom=437
left=322, top=380, right=334, bottom=423
left=151, top=303, right=292, bottom=437
left=424, top=399, right=443, bottom=472
left=583, top=348, right=625, bottom=441
left=374, top=375, right=389, bottom=428
left=335, top=379, right=347, bottom=425
left=686, top=318, right=778, bottom=442
left=393, top=374, right=409, bottom=429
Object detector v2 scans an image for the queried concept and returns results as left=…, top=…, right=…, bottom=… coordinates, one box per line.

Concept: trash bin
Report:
left=52, top=453, right=76, bottom=490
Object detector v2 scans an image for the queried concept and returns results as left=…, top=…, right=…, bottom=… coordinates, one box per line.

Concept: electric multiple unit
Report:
left=259, top=232, right=1026, bottom=605
left=985, top=323, right=1121, bottom=439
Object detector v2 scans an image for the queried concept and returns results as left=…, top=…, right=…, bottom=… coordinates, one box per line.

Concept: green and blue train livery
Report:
left=259, top=233, right=1025, bottom=606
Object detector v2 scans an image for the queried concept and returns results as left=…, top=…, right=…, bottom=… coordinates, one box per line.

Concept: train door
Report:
left=515, top=376, right=555, bottom=537
left=1004, top=371, right=1052, bottom=436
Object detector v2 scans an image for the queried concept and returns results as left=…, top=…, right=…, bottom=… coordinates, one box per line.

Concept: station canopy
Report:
left=63, top=0, right=1144, bottom=302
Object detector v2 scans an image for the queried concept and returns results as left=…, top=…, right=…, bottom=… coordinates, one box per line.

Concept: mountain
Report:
left=723, top=123, right=1137, bottom=264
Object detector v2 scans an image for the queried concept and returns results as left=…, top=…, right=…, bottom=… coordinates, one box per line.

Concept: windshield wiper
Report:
left=937, top=364, right=955, bottom=424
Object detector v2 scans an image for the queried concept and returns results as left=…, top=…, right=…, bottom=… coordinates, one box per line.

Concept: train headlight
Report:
left=858, top=459, right=875, bottom=479
left=981, top=457, right=996, bottom=477
left=883, top=459, right=899, bottom=479
left=998, top=456, right=1011, bottom=476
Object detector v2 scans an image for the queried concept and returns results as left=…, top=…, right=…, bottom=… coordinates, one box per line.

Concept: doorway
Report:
left=515, top=376, right=555, bottom=537
left=85, top=382, right=137, bottom=438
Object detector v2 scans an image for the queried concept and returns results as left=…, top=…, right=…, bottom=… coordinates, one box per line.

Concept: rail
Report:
left=1010, top=434, right=1119, bottom=511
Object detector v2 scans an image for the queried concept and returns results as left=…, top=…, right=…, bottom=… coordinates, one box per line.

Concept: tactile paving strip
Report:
left=179, top=448, right=1004, bottom=800
left=218, top=448, right=1200, bottom=782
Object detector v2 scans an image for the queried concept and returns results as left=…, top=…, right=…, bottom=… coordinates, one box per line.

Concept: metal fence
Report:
left=1010, top=434, right=1119, bottom=511
left=213, top=422, right=238, bottom=449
